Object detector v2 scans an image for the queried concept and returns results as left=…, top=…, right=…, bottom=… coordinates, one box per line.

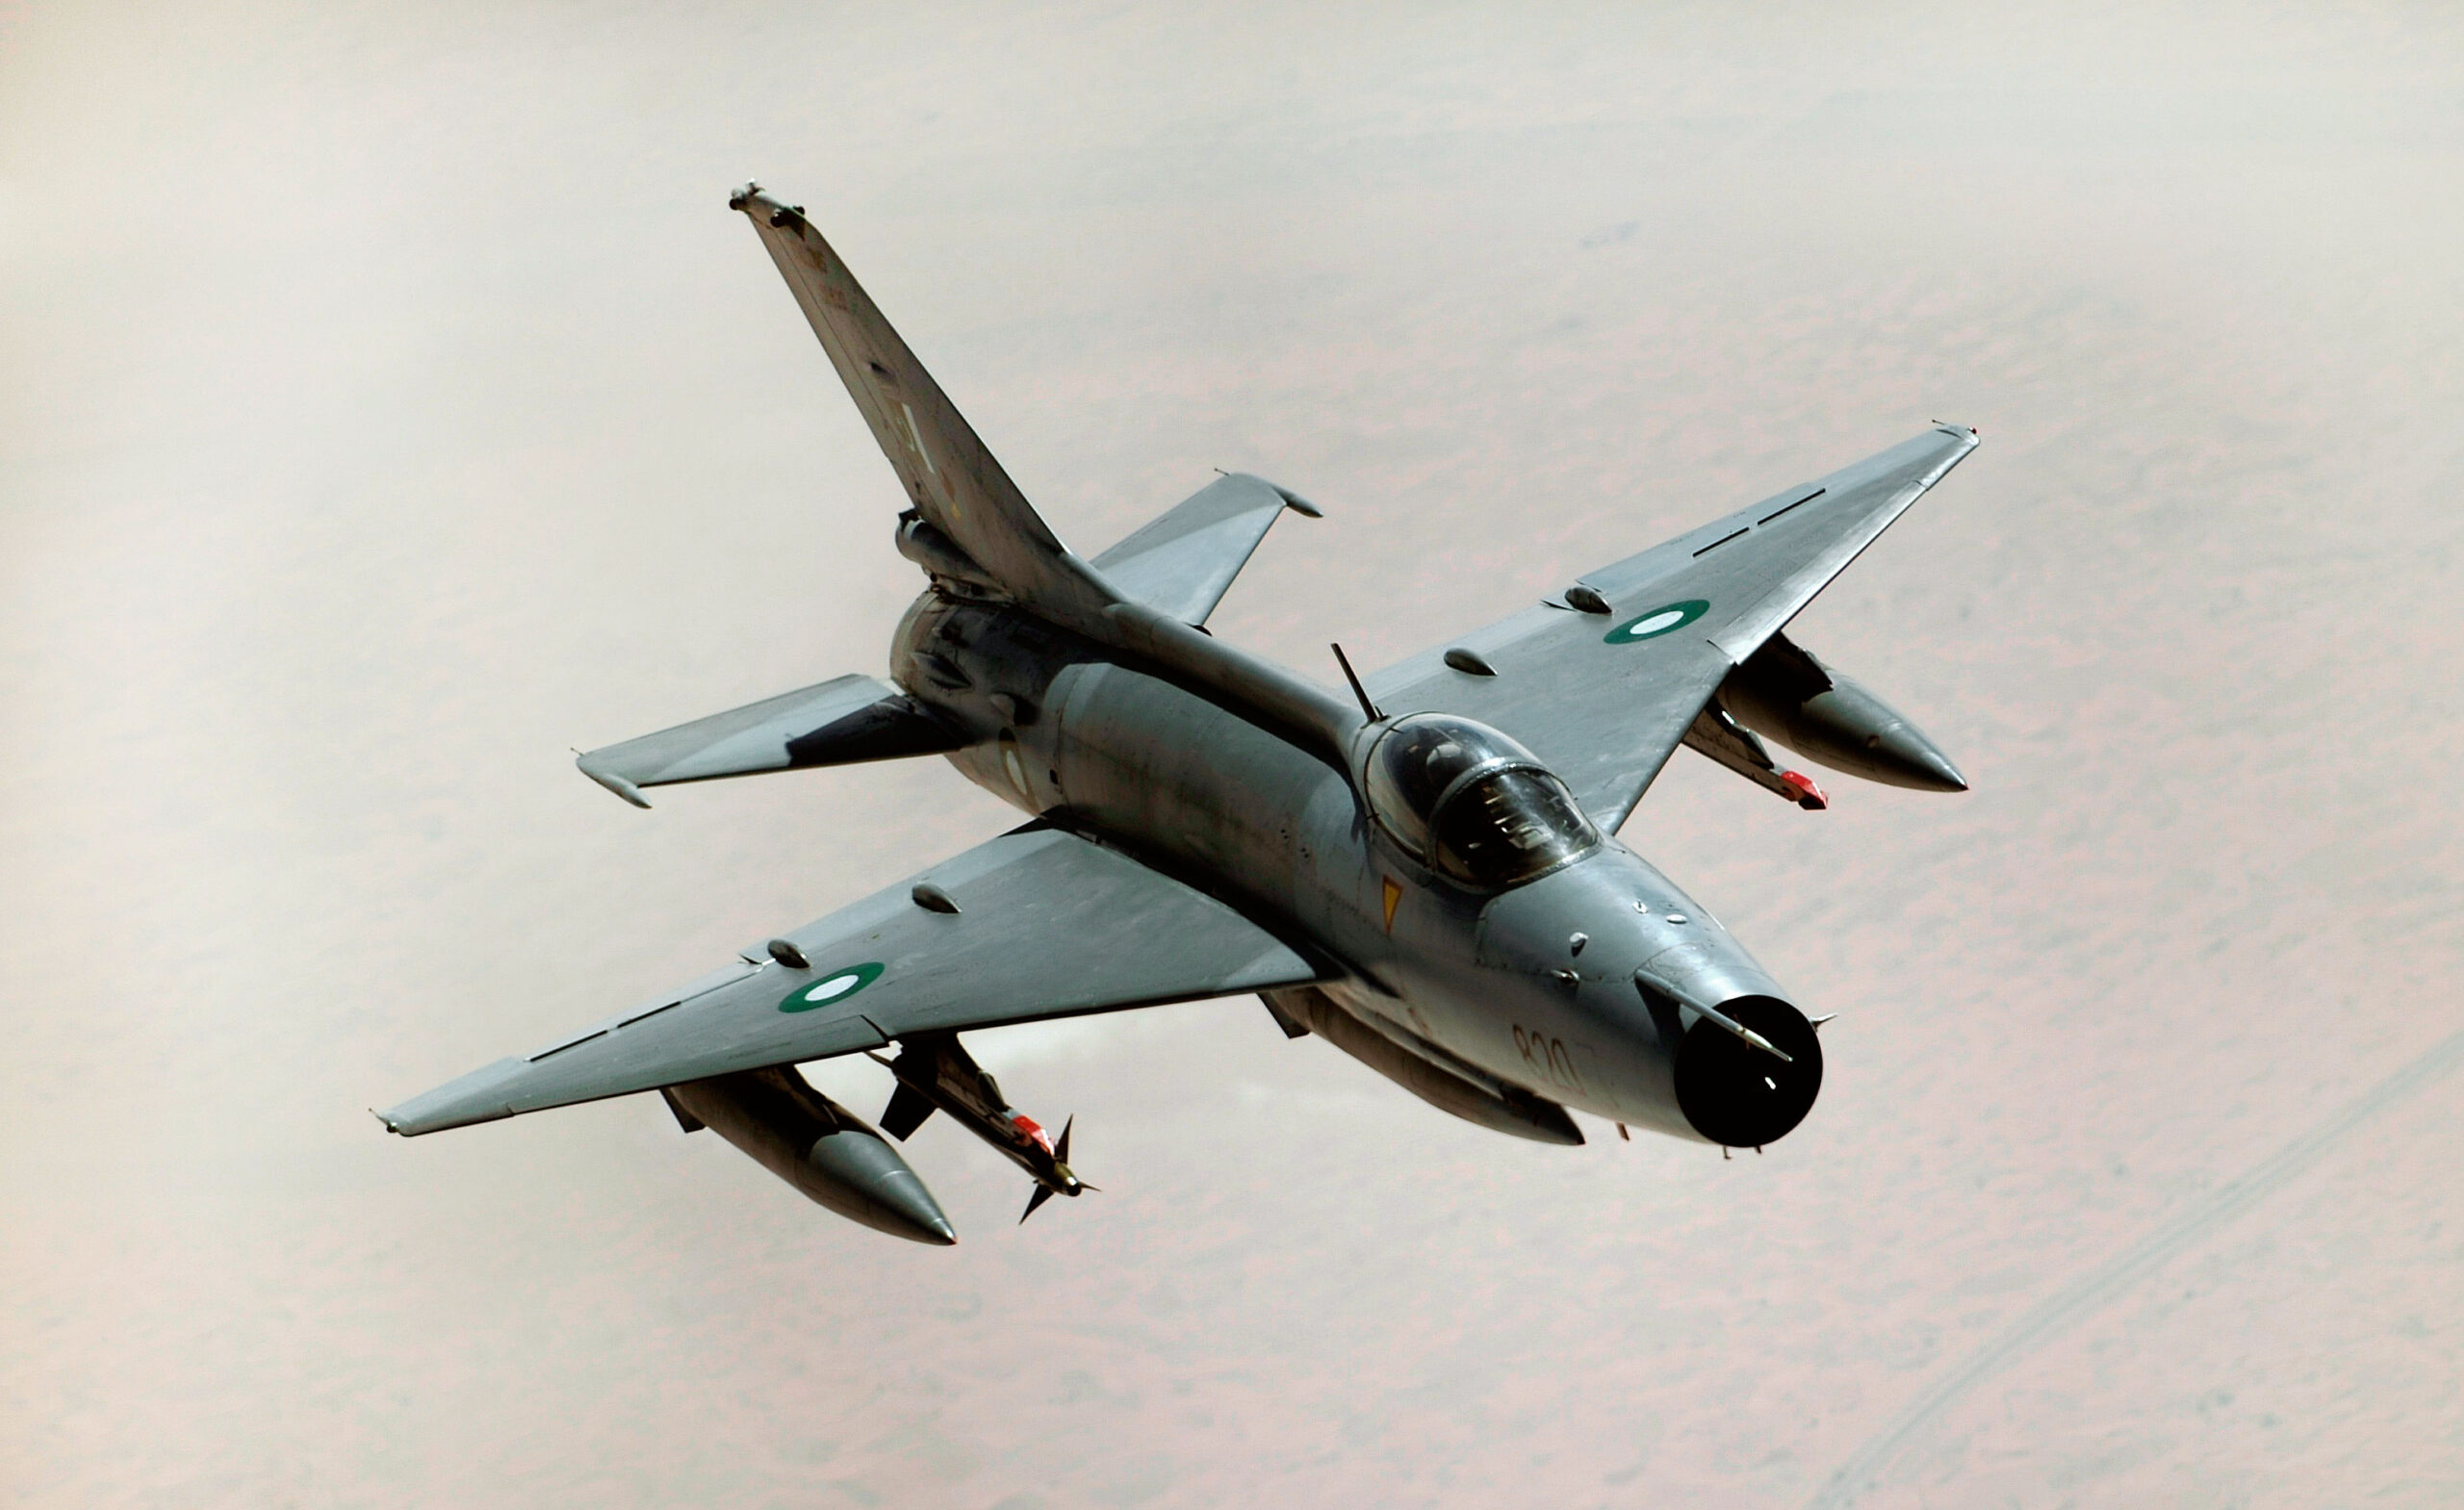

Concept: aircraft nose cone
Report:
left=806, top=1129, right=959, bottom=1245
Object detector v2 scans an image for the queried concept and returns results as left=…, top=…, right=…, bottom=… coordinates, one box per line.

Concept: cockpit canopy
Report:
left=1363, top=714, right=1602, bottom=888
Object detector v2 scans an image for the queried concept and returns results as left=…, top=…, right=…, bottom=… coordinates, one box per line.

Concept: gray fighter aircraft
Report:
left=378, top=183, right=1977, bottom=1244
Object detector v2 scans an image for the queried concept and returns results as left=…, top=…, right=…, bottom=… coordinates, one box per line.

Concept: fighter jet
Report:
left=377, top=183, right=1977, bottom=1244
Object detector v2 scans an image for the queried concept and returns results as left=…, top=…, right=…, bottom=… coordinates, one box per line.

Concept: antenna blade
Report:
left=1329, top=643, right=1383, bottom=722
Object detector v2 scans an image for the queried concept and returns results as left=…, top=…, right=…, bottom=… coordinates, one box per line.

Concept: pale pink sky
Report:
left=4, top=3, right=2461, bottom=1505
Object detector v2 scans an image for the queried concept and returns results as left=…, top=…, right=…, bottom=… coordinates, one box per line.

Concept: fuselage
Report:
left=893, top=590, right=1821, bottom=1146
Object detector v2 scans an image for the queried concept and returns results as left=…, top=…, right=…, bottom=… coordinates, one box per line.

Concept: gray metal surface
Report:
left=732, top=184, right=1362, bottom=770
left=377, top=825, right=1321, bottom=1135
left=382, top=186, right=1984, bottom=1238
left=575, top=673, right=960, bottom=806
left=1366, top=426, right=1976, bottom=830
left=1091, top=472, right=1313, bottom=626
left=1719, top=634, right=1967, bottom=792
left=1264, top=985, right=1584, bottom=1144
left=730, top=185, right=1118, bottom=625
left=664, top=1068, right=955, bottom=1244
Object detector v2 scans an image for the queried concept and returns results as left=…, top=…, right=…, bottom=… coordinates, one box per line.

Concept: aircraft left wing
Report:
left=1367, top=425, right=1977, bottom=829
left=378, top=827, right=1322, bottom=1136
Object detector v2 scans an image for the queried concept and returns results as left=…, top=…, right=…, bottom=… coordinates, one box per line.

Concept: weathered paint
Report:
left=888, top=593, right=1808, bottom=1143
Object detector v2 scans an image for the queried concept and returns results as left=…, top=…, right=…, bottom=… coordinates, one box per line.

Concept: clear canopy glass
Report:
left=1363, top=715, right=1600, bottom=887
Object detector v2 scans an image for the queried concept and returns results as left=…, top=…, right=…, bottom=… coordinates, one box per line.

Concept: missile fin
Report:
left=1020, top=1183, right=1058, bottom=1224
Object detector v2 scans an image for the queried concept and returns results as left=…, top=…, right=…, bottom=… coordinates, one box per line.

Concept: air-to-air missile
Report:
left=661, top=1068, right=955, bottom=1245
left=867, top=1034, right=1089, bottom=1223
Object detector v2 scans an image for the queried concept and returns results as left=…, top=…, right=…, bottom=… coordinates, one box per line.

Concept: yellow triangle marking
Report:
left=1382, top=877, right=1403, bottom=933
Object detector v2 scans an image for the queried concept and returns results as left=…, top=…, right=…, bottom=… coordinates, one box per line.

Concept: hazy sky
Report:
left=5, top=3, right=2461, bottom=1506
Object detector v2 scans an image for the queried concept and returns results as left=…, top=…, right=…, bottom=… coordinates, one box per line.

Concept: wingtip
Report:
left=1227, top=473, right=1322, bottom=517
left=576, top=755, right=652, bottom=809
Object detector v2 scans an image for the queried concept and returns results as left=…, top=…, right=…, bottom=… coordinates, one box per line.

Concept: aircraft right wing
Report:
left=1366, top=425, right=1978, bottom=829
left=378, top=825, right=1323, bottom=1137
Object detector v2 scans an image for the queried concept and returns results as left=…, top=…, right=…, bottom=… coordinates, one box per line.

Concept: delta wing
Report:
left=380, top=826, right=1322, bottom=1136
left=1367, top=425, right=1977, bottom=828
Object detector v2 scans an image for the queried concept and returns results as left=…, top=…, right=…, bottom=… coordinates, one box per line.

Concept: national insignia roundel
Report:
left=1604, top=599, right=1709, bottom=644
left=779, top=961, right=886, bottom=1012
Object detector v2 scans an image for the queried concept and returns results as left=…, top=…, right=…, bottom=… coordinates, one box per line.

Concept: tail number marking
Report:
left=1513, top=1025, right=1585, bottom=1091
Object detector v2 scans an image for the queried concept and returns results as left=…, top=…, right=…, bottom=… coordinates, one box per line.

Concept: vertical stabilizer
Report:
left=730, top=183, right=1112, bottom=618
left=730, top=184, right=1361, bottom=770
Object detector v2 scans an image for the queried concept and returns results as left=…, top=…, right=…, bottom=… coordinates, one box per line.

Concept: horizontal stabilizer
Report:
left=576, top=674, right=962, bottom=806
left=1093, top=473, right=1318, bottom=626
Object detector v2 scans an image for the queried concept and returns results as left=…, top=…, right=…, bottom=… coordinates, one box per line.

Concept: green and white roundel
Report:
left=779, top=961, right=886, bottom=1012
left=1604, top=599, right=1709, bottom=644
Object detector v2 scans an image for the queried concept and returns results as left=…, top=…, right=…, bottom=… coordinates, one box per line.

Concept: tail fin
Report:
left=731, top=184, right=1110, bottom=617
left=730, top=184, right=1361, bottom=771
